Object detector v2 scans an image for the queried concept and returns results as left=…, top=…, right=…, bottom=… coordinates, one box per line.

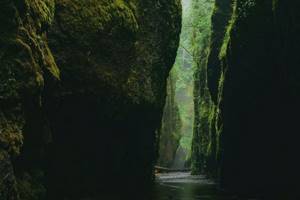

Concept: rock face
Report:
left=194, top=0, right=300, bottom=197
left=189, top=0, right=215, bottom=176
left=0, top=0, right=181, bottom=199
left=47, top=0, right=181, bottom=198
left=0, top=0, right=59, bottom=199
left=220, top=0, right=300, bottom=196
left=158, top=75, right=182, bottom=168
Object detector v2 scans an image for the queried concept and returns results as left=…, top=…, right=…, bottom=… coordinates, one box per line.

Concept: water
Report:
left=153, top=172, right=236, bottom=200
left=79, top=172, right=240, bottom=200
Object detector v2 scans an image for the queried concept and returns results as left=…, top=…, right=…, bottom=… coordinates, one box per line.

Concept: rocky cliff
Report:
left=0, top=0, right=181, bottom=199
left=158, top=74, right=182, bottom=168
left=220, top=0, right=300, bottom=197
left=0, top=1, right=59, bottom=199
left=194, top=0, right=300, bottom=197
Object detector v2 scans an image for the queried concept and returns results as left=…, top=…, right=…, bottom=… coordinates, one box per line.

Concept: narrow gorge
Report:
left=0, top=0, right=300, bottom=199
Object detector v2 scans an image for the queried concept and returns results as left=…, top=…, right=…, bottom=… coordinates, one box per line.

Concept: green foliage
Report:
left=158, top=75, right=182, bottom=167
left=161, top=0, right=215, bottom=168
left=170, top=0, right=195, bottom=162
left=189, top=0, right=216, bottom=175
left=159, top=0, right=202, bottom=166
left=191, top=0, right=239, bottom=177
left=219, top=0, right=237, bottom=59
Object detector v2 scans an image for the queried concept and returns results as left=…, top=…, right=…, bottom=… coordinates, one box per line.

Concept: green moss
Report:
left=45, top=0, right=181, bottom=197
left=0, top=0, right=60, bottom=198
left=191, top=0, right=238, bottom=178
left=54, top=0, right=138, bottom=44
left=158, top=75, right=182, bottom=167
left=219, top=0, right=237, bottom=60
left=27, top=0, right=55, bottom=28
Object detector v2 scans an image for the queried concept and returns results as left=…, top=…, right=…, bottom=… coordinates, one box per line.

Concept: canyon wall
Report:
left=0, top=0, right=181, bottom=199
left=194, top=0, right=300, bottom=197
left=0, top=1, right=58, bottom=199
left=158, top=74, right=182, bottom=168
left=220, top=0, right=300, bottom=197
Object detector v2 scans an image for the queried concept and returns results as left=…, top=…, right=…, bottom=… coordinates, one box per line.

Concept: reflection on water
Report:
left=153, top=172, right=236, bottom=200
left=81, top=172, right=241, bottom=200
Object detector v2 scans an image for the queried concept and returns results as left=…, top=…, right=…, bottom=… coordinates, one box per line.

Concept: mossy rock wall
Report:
left=157, top=73, right=182, bottom=168
left=46, top=0, right=181, bottom=199
left=0, top=0, right=58, bottom=199
left=206, top=0, right=233, bottom=103
left=190, top=0, right=217, bottom=177
left=220, top=0, right=300, bottom=196
left=199, top=0, right=300, bottom=197
left=0, top=0, right=181, bottom=199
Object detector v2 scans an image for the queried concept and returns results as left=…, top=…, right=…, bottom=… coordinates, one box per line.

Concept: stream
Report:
left=81, top=172, right=259, bottom=200
left=153, top=172, right=237, bottom=200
